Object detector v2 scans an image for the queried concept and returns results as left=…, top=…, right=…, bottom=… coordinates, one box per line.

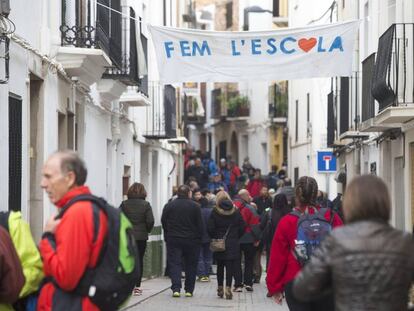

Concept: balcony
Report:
left=269, top=82, right=288, bottom=124
left=211, top=88, right=224, bottom=119
left=372, top=23, right=414, bottom=125
left=226, top=91, right=250, bottom=120
left=57, top=0, right=122, bottom=87
left=143, top=83, right=177, bottom=140
left=359, top=53, right=398, bottom=132
left=184, top=94, right=206, bottom=125
left=102, top=8, right=140, bottom=86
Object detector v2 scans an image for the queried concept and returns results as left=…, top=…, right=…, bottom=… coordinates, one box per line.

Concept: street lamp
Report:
left=243, top=6, right=272, bottom=31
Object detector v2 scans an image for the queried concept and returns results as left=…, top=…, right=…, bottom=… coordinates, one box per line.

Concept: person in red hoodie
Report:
left=246, top=169, right=264, bottom=198
left=266, top=176, right=342, bottom=311
left=38, top=151, right=108, bottom=311
left=233, top=189, right=261, bottom=292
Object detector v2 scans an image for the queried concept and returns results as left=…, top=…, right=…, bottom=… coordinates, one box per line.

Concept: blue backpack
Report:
left=291, top=207, right=332, bottom=266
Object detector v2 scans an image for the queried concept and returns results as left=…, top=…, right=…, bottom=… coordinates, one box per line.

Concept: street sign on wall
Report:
left=317, top=151, right=337, bottom=173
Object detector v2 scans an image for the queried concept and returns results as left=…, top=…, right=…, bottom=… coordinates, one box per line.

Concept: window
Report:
left=273, top=0, right=280, bottom=17
left=226, top=2, right=233, bottom=29
left=9, top=94, right=22, bottom=211
left=295, top=100, right=299, bottom=142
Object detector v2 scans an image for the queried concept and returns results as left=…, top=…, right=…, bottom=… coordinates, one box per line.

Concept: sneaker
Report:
left=233, top=286, right=243, bottom=292
left=185, top=292, right=193, bottom=297
left=245, top=285, right=253, bottom=292
left=201, top=276, right=210, bottom=282
left=172, top=292, right=180, bottom=298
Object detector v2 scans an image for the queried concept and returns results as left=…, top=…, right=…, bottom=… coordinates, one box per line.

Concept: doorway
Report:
left=230, top=132, right=238, bottom=164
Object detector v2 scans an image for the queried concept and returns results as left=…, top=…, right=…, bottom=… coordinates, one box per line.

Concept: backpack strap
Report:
left=0, top=211, right=10, bottom=233
left=57, top=194, right=105, bottom=243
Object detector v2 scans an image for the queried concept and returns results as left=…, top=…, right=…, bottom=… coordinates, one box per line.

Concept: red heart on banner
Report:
left=298, top=38, right=317, bottom=52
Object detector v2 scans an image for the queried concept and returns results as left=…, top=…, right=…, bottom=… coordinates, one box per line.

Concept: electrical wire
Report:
left=307, top=1, right=337, bottom=25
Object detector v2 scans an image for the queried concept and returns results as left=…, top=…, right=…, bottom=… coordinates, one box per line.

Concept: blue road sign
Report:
left=317, top=151, right=337, bottom=173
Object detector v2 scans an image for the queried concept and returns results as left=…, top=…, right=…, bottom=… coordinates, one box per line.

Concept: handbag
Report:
left=210, top=226, right=231, bottom=252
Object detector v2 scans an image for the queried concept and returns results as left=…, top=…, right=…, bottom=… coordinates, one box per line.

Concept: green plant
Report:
left=227, top=95, right=249, bottom=112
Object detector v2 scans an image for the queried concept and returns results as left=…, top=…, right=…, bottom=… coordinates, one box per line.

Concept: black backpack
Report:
left=57, top=194, right=139, bottom=311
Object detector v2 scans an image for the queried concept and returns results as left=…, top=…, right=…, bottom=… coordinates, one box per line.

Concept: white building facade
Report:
left=0, top=0, right=181, bottom=277
left=334, top=0, right=414, bottom=231
left=287, top=0, right=338, bottom=198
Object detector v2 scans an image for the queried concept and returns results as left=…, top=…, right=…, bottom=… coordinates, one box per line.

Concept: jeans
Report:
left=197, top=243, right=213, bottom=277
left=253, top=247, right=262, bottom=282
left=284, top=281, right=335, bottom=311
left=136, top=240, right=147, bottom=287
left=217, top=259, right=238, bottom=287
left=235, top=243, right=256, bottom=287
left=167, top=238, right=201, bottom=294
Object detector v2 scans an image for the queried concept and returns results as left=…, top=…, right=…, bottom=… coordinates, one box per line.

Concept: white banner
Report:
left=148, top=21, right=360, bottom=83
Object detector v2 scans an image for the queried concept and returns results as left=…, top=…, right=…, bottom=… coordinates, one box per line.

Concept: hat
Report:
left=219, top=199, right=233, bottom=210
left=220, top=158, right=226, bottom=163
left=212, top=172, right=220, bottom=177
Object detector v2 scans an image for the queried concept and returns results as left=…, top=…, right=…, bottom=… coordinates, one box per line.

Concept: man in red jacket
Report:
left=38, top=151, right=108, bottom=311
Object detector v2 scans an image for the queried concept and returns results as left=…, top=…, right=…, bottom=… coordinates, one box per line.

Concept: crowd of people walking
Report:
left=0, top=149, right=413, bottom=311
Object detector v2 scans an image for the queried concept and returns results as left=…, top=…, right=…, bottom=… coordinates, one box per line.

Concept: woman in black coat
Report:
left=261, top=193, right=290, bottom=269
left=208, top=194, right=245, bottom=300
left=120, top=183, right=154, bottom=295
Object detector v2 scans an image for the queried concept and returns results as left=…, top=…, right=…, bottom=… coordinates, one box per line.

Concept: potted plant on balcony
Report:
left=227, top=95, right=250, bottom=117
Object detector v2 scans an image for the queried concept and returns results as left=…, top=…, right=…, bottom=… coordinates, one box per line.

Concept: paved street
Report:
left=122, top=276, right=289, bottom=311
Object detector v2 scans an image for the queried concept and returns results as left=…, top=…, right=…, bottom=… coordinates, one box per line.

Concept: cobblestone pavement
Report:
left=122, top=276, right=289, bottom=311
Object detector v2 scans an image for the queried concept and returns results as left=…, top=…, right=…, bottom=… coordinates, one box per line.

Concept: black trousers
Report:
left=235, top=243, right=256, bottom=287
left=216, top=259, right=238, bottom=287
left=284, top=282, right=334, bottom=311
left=167, top=238, right=201, bottom=294
left=136, top=240, right=147, bottom=287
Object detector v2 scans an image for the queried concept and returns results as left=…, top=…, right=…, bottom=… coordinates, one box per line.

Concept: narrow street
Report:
left=122, top=276, right=289, bottom=311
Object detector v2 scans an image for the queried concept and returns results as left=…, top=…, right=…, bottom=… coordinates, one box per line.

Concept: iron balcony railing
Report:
left=60, top=0, right=122, bottom=69
left=361, top=53, right=376, bottom=122
left=103, top=8, right=139, bottom=86
left=339, top=72, right=360, bottom=134
left=143, top=83, right=177, bottom=139
left=372, top=23, right=414, bottom=111
left=269, top=81, right=288, bottom=119
left=226, top=90, right=250, bottom=118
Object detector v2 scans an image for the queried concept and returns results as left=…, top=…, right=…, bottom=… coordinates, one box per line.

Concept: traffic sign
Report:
left=317, top=151, right=336, bottom=173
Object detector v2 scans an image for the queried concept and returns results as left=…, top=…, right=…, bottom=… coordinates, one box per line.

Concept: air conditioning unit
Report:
left=0, top=0, right=10, bottom=17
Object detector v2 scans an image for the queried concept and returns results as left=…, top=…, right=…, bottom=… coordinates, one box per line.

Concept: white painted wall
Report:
left=288, top=0, right=337, bottom=198
left=0, top=0, right=180, bottom=241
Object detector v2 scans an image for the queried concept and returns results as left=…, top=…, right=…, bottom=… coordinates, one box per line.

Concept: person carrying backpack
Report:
left=266, top=176, right=342, bottom=311
left=39, top=151, right=138, bottom=311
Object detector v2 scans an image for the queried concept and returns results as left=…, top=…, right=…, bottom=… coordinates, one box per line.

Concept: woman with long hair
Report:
left=266, top=176, right=342, bottom=310
left=120, top=183, right=154, bottom=296
left=293, top=175, right=414, bottom=311
left=262, top=193, right=290, bottom=269
left=207, top=191, right=245, bottom=300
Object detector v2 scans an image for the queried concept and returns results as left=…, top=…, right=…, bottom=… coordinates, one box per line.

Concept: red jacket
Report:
left=234, top=199, right=260, bottom=240
left=38, top=186, right=108, bottom=311
left=246, top=179, right=264, bottom=198
left=266, top=206, right=343, bottom=295
left=230, top=166, right=241, bottom=186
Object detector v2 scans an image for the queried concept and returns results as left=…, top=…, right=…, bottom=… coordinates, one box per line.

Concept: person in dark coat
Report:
left=261, top=193, right=290, bottom=269
left=293, top=175, right=414, bottom=311
left=120, top=182, right=155, bottom=295
left=208, top=192, right=245, bottom=300
left=193, top=189, right=213, bottom=281
left=161, top=185, right=203, bottom=297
